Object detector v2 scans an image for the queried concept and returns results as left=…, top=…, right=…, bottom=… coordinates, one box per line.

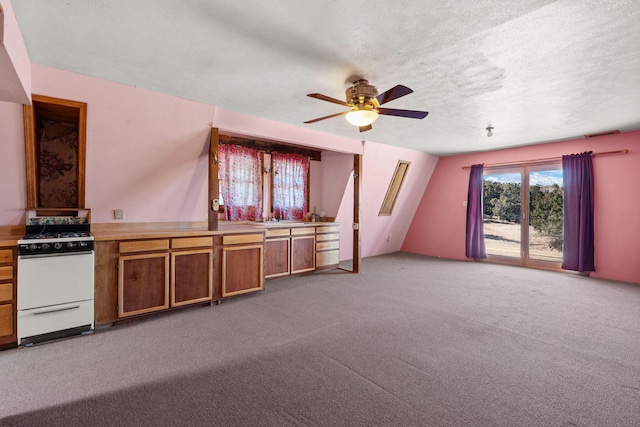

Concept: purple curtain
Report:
left=465, top=164, right=486, bottom=259
left=562, top=152, right=595, bottom=272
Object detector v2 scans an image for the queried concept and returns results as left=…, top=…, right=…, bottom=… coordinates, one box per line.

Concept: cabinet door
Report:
left=171, top=249, right=213, bottom=306
left=222, top=244, right=264, bottom=297
left=264, top=238, right=290, bottom=278
left=291, top=235, right=316, bottom=274
left=0, top=303, right=14, bottom=343
left=0, top=248, right=16, bottom=347
left=118, top=253, right=169, bottom=317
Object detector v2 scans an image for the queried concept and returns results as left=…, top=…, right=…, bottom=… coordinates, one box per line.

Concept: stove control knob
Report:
left=54, top=242, right=63, bottom=250
left=79, top=242, right=88, bottom=247
left=67, top=242, right=76, bottom=248
left=29, top=244, right=38, bottom=251
left=42, top=243, right=50, bottom=250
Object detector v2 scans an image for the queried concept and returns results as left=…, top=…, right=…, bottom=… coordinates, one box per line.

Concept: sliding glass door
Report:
left=483, top=163, right=563, bottom=267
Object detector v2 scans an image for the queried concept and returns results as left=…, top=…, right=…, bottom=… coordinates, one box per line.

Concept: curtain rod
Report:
left=461, top=149, right=629, bottom=170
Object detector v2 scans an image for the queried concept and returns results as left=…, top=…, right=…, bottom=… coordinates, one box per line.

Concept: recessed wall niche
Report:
left=22, top=95, right=87, bottom=209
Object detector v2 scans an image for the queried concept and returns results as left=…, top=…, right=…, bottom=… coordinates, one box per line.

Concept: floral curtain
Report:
left=218, top=144, right=263, bottom=221
left=272, top=152, right=309, bottom=220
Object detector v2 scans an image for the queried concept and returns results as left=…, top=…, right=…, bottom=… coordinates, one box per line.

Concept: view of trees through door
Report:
left=483, top=164, right=564, bottom=266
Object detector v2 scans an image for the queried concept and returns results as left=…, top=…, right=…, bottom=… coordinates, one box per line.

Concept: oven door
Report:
left=18, top=251, right=95, bottom=310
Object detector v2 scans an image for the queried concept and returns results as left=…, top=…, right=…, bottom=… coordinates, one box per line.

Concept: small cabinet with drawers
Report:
left=316, top=225, right=340, bottom=270
left=0, top=248, right=17, bottom=347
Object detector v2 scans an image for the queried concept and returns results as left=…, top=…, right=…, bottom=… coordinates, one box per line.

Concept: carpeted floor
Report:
left=0, top=252, right=639, bottom=426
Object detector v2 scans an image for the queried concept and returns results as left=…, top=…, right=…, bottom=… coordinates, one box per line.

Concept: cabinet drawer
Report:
left=0, top=283, right=12, bottom=302
left=223, top=234, right=263, bottom=245
left=291, top=227, right=315, bottom=236
left=317, top=225, right=340, bottom=234
left=316, top=240, right=339, bottom=251
left=119, top=240, right=169, bottom=253
left=316, top=233, right=339, bottom=242
left=0, top=249, right=13, bottom=264
left=316, top=250, right=339, bottom=267
left=171, top=237, right=213, bottom=249
left=0, top=266, right=13, bottom=281
left=265, top=228, right=290, bottom=238
left=18, top=300, right=93, bottom=344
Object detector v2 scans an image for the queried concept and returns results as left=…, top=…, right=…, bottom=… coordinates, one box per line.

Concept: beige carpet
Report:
left=0, top=253, right=638, bottom=426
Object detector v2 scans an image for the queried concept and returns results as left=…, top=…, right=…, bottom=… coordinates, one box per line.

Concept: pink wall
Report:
left=360, top=141, right=438, bottom=258
left=0, top=100, right=26, bottom=224
left=30, top=64, right=217, bottom=223
left=212, top=108, right=363, bottom=155
left=0, top=0, right=31, bottom=104
left=403, top=131, right=640, bottom=284
left=1, top=64, right=434, bottom=263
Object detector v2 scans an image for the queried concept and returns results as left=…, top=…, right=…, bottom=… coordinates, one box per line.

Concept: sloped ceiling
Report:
left=11, top=0, right=640, bottom=155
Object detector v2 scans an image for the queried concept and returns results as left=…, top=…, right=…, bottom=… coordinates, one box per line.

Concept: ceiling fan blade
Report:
left=304, top=111, right=348, bottom=124
left=378, top=108, right=429, bottom=119
left=376, top=85, right=413, bottom=105
left=359, top=124, right=372, bottom=132
left=307, top=93, right=350, bottom=107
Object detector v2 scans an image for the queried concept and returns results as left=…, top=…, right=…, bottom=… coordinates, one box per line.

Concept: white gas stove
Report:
left=17, top=221, right=95, bottom=345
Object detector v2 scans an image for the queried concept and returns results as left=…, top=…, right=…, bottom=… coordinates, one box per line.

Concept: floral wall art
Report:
left=38, top=120, right=78, bottom=208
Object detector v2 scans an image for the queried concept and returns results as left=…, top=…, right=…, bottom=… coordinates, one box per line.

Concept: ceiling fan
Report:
left=304, top=79, right=429, bottom=132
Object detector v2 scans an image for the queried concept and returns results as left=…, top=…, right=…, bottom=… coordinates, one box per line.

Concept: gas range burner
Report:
left=19, top=224, right=94, bottom=256
left=23, top=231, right=92, bottom=240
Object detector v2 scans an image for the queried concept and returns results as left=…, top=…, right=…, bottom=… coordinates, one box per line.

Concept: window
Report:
left=379, top=160, right=410, bottom=216
left=218, top=144, right=263, bottom=221
left=483, top=163, right=564, bottom=267
left=217, top=135, right=317, bottom=221
left=271, top=152, right=309, bottom=220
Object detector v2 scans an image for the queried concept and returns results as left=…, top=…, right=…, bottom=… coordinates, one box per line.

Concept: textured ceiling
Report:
left=11, top=0, right=640, bottom=155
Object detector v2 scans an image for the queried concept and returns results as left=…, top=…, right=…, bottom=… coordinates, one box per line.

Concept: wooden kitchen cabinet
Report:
left=117, top=237, right=214, bottom=318
left=171, top=237, right=213, bottom=306
left=0, top=248, right=17, bottom=348
left=221, top=233, right=264, bottom=297
left=290, top=227, right=316, bottom=274
left=118, top=240, right=170, bottom=318
left=316, top=225, right=340, bottom=270
left=264, top=228, right=291, bottom=279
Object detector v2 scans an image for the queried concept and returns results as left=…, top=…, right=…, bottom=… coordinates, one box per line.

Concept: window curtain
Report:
left=562, top=152, right=595, bottom=272
left=465, top=164, right=487, bottom=259
left=272, top=152, right=309, bottom=220
left=218, top=144, right=263, bottom=221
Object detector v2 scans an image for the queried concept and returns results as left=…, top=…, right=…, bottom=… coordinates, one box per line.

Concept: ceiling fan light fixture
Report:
left=346, top=109, right=379, bottom=127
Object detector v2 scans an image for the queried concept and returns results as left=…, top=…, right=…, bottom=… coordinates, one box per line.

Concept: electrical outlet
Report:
left=463, top=200, right=468, bottom=207
left=114, top=209, right=124, bottom=220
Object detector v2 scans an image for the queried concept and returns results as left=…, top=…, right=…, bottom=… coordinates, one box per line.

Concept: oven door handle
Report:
left=32, top=305, right=81, bottom=315
left=18, top=251, right=94, bottom=260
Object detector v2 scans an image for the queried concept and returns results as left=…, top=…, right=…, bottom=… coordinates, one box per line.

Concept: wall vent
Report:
left=584, top=130, right=620, bottom=138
